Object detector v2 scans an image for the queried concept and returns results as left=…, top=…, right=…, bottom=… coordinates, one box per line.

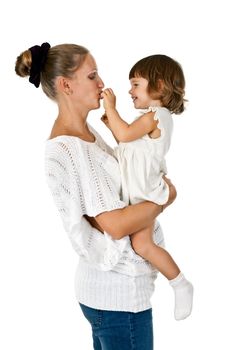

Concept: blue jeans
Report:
left=79, top=303, right=153, bottom=350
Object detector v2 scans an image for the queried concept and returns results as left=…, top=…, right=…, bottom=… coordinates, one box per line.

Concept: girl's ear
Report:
left=149, top=79, right=165, bottom=100
left=157, top=79, right=165, bottom=92
left=56, top=76, right=73, bottom=95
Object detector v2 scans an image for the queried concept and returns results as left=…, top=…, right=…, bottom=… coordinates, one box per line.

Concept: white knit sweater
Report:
left=45, top=126, right=165, bottom=312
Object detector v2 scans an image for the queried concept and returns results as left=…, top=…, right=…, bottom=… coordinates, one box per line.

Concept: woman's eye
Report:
left=89, top=72, right=97, bottom=80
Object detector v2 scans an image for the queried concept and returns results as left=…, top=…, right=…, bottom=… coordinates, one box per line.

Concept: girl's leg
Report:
left=131, top=226, right=193, bottom=321
left=79, top=303, right=153, bottom=350
left=131, top=224, right=180, bottom=280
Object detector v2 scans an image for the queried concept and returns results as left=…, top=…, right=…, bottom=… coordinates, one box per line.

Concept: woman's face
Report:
left=70, top=54, right=104, bottom=112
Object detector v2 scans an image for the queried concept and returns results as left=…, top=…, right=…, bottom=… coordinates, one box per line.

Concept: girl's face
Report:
left=69, top=54, right=104, bottom=112
left=129, top=77, right=152, bottom=109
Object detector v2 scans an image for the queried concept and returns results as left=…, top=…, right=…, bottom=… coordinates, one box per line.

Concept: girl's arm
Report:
left=102, top=88, right=158, bottom=142
left=101, top=113, right=119, bottom=144
left=93, top=177, right=176, bottom=240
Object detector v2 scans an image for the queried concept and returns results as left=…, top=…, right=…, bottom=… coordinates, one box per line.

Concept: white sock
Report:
left=169, top=272, right=193, bottom=321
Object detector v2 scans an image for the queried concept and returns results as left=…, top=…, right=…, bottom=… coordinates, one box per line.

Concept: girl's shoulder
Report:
left=135, top=106, right=171, bottom=120
left=147, top=106, right=171, bottom=119
left=147, top=107, right=173, bottom=130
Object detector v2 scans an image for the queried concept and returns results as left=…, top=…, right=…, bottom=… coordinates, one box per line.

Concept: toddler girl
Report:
left=101, top=54, right=193, bottom=320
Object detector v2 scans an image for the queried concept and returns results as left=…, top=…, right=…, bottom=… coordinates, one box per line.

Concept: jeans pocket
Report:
left=79, top=303, right=103, bottom=329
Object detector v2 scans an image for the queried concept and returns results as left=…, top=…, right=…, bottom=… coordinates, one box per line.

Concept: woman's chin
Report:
left=91, top=101, right=101, bottom=110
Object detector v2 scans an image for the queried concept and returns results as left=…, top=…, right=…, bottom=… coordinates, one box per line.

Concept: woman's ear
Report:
left=56, top=76, right=73, bottom=95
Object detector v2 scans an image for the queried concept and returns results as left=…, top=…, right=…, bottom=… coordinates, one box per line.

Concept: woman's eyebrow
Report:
left=87, top=68, right=98, bottom=74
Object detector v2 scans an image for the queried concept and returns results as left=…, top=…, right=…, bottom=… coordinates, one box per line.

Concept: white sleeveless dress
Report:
left=114, top=106, right=173, bottom=205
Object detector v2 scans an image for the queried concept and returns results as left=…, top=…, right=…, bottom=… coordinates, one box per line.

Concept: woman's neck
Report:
left=49, top=107, right=95, bottom=142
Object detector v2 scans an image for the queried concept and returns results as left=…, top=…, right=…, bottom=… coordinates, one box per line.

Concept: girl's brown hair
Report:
left=129, top=54, right=186, bottom=114
left=15, top=44, right=89, bottom=100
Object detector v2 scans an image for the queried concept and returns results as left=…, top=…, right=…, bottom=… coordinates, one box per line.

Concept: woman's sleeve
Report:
left=45, top=139, right=129, bottom=271
left=45, top=138, right=166, bottom=276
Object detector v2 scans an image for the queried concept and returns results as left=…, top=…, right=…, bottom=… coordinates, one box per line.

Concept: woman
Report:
left=15, top=42, right=176, bottom=350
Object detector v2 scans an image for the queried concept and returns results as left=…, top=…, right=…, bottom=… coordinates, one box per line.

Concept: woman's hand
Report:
left=163, top=176, right=177, bottom=210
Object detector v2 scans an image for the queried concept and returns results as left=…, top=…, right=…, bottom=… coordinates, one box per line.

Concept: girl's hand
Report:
left=101, top=113, right=111, bottom=129
left=102, top=88, right=116, bottom=112
left=163, top=176, right=177, bottom=210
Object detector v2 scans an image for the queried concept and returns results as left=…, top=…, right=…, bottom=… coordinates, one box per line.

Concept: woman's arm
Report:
left=93, top=177, right=176, bottom=240
left=102, top=88, right=157, bottom=142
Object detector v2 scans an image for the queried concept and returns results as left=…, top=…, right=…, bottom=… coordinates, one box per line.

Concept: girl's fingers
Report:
left=103, top=88, right=114, bottom=95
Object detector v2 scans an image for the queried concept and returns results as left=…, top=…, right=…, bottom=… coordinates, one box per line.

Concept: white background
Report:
left=1, top=0, right=233, bottom=349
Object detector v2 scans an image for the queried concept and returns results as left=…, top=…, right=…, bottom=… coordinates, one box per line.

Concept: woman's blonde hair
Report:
left=15, top=43, right=89, bottom=100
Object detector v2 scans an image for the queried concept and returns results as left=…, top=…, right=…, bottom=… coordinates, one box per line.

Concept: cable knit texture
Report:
left=45, top=125, right=165, bottom=312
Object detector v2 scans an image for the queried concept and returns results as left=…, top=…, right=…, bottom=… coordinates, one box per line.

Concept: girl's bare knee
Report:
left=131, top=236, right=154, bottom=257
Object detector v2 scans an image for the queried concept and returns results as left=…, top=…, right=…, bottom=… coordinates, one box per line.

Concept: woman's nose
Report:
left=98, top=76, right=104, bottom=88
